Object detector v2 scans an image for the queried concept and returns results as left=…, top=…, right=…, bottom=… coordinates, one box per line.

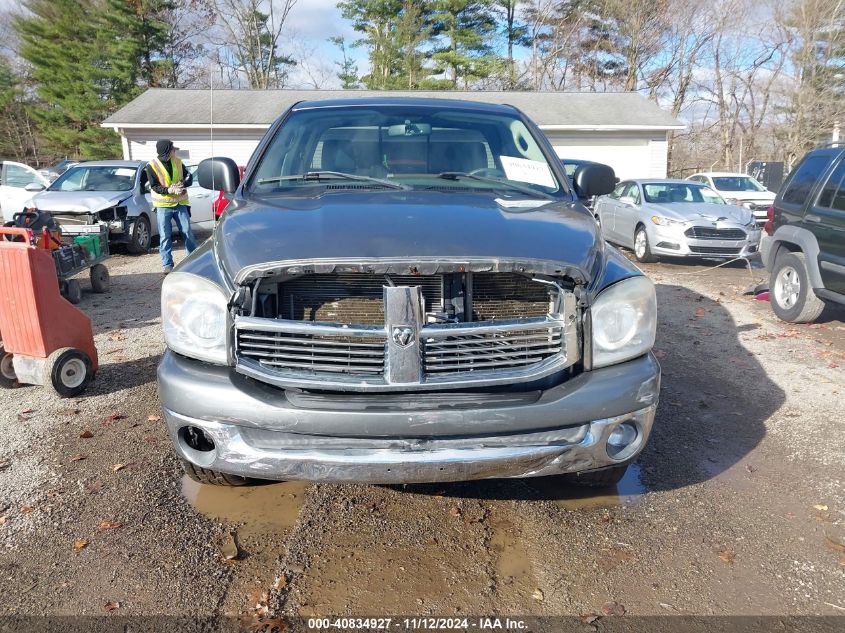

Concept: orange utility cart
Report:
left=0, top=227, right=97, bottom=396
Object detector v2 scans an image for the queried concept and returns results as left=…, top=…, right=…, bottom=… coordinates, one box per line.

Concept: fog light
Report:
left=606, top=422, right=638, bottom=459
left=181, top=426, right=215, bottom=452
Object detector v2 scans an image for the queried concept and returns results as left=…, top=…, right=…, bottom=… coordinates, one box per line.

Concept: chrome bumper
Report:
left=158, top=350, right=661, bottom=484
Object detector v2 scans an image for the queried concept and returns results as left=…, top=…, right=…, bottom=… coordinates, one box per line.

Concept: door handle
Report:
left=805, top=214, right=821, bottom=223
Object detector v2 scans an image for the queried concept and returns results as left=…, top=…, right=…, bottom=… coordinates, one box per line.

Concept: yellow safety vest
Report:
left=149, top=157, right=189, bottom=208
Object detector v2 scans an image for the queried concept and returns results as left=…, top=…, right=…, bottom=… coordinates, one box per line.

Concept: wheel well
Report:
left=635, top=222, right=646, bottom=233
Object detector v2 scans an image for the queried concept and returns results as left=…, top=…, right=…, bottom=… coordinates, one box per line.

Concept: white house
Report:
left=102, top=89, right=684, bottom=180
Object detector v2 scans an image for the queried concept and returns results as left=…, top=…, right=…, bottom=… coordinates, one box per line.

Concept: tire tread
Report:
left=181, top=459, right=250, bottom=486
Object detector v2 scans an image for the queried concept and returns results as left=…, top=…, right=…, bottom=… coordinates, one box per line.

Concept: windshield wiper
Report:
left=258, top=171, right=409, bottom=191
left=434, top=172, right=555, bottom=200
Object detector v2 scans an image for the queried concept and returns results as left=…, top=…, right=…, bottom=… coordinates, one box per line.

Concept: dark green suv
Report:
left=761, top=144, right=845, bottom=323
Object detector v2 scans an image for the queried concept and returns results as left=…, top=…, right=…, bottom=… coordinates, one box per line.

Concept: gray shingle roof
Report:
left=103, top=89, right=683, bottom=129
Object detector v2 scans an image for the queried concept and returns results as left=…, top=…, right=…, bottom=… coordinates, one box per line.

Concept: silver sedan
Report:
left=594, top=179, right=762, bottom=263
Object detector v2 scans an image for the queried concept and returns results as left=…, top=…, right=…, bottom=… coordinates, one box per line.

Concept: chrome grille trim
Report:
left=234, top=291, right=580, bottom=392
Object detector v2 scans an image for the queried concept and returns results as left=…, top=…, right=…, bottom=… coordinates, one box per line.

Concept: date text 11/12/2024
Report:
left=307, top=617, right=528, bottom=630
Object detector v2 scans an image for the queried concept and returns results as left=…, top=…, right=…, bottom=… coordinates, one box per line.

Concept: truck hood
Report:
left=30, top=191, right=129, bottom=213
left=214, top=191, right=602, bottom=285
left=718, top=191, right=775, bottom=203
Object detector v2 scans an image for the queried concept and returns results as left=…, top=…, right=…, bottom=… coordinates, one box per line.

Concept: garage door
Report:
left=544, top=133, right=667, bottom=180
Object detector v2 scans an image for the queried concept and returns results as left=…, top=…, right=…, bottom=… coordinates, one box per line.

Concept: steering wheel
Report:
left=469, top=167, right=506, bottom=179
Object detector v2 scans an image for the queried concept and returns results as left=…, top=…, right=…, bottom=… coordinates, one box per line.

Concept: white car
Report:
left=0, top=161, right=52, bottom=222
left=687, top=172, right=775, bottom=227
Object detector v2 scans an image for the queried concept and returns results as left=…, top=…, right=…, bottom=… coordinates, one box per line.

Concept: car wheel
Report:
left=180, top=459, right=251, bottom=486
left=564, top=464, right=629, bottom=487
left=42, top=347, right=95, bottom=397
left=127, top=215, right=151, bottom=254
left=633, top=226, right=657, bottom=263
left=89, top=263, right=110, bottom=293
left=0, top=343, right=17, bottom=388
left=770, top=251, right=826, bottom=323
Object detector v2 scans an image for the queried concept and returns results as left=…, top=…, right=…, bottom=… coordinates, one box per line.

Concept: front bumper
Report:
left=650, top=224, right=761, bottom=258
left=158, top=351, right=661, bottom=484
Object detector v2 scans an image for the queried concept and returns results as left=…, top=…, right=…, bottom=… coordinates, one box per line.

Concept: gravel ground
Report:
left=0, top=247, right=843, bottom=629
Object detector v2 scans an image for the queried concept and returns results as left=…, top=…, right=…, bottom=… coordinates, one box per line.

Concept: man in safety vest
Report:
left=145, top=139, right=197, bottom=273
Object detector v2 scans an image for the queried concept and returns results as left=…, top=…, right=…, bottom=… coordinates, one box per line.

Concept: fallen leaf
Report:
left=601, top=601, right=626, bottom=616
left=814, top=504, right=829, bottom=512
left=830, top=363, right=840, bottom=369
left=79, top=430, right=94, bottom=439
left=532, top=588, right=544, bottom=602
left=579, top=614, right=600, bottom=624
left=839, top=555, right=845, bottom=566
left=745, top=464, right=756, bottom=473
left=694, top=307, right=706, bottom=317
left=86, top=481, right=104, bottom=494
left=61, top=408, right=80, bottom=416
left=98, top=520, right=124, bottom=530
left=111, top=355, right=128, bottom=362
left=449, top=506, right=462, bottom=517
left=718, top=547, right=736, bottom=565
left=147, top=415, right=161, bottom=422
left=20, top=505, right=33, bottom=513
left=112, top=463, right=128, bottom=472
left=103, top=601, right=119, bottom=612
left=0, top=516, right=7, bottom=525
left=824, top=535, right=845, bottom=553
left=106, top=348, right=125, bottom=355
left=102, top=413, right=125, bottom=426
left=69, top=454, right=87, bottom=462
left=108, top=332, right=126, bottom=341
left=143, top=435, right=158, bottom=443
left=659, top=602, right=677, bottom=611
left=72, top=539, right=89, bottom=551
left=20, top=408, right=34, bottom=414
left=0, top=461, right=10, bottom=471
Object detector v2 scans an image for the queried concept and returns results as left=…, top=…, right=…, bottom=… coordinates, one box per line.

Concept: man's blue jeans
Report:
left=156, top=204, right=196, bottom=268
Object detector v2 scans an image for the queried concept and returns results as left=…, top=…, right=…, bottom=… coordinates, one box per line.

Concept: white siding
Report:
left=121, top=128, right=268, bottom=165
left=543, top=130, right=667, bottom=180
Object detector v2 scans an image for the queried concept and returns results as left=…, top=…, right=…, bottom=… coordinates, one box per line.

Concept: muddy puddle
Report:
left=527, top=463, right=648, bottom=510
left=181, top=476, right=309, bottom=539
left=490, top=518, right=533, bottom=593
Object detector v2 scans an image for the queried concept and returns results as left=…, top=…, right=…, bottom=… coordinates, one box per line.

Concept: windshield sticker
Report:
left=499, top=156, right=555, bottom=188
left=114, top=168, right=136, bottom=177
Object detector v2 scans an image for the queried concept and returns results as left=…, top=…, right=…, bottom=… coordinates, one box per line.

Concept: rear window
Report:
left=816, top=159, right=845, bottom=210
left=781, top=154, right=834, bottom=205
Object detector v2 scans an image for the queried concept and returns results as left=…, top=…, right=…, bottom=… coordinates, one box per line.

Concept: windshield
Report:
left=643, top=183, right=726, bottom=205
left=249, top=105, right=563, bottom=197
left=49, top=165, right=137, bottom=192
left=711, top=176, right=766, bottom=192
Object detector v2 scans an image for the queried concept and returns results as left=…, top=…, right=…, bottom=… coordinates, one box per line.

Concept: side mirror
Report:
left=198, top=157, right=240, bottom=193
left=24, top=182, right=45, bottom=192
left=573, top=163, right=616, bottom=198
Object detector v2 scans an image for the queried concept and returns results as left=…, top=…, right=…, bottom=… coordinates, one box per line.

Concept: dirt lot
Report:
left=0, top=246, right=843, bottom=630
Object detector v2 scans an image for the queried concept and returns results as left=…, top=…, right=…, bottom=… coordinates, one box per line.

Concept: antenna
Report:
left=210, top=62, right=216, bottom=224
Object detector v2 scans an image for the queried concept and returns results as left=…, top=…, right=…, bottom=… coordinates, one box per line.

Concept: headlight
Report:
left=591, top=276, right=657, bottom=368
left=162, top=272, right=229, bottom=364
left=650, top=216, right=683, bottom=227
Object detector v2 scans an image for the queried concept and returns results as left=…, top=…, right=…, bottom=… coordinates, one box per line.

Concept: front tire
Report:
left=127, top=215, right=151, bottom=254
left=770, top=251, right=825, bottom=323
left=181, top=459, right=251, bottom=486
left=42, top=347, right=94, bottom=397
left=633, top=226, right=657, bottom=263
left=64, top=279, right=82, bottom=304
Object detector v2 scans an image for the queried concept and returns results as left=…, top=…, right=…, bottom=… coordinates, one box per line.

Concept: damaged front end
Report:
left=228, top=258, right=586, bottom=392
left=50, top=204, right=130, bottom=237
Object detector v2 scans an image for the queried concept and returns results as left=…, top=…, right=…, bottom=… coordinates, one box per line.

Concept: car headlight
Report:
left=650, top=216, right=683, bottom=227
left=591, top=276, right=657, bottom=369
left=162, top=272, right=229, bottom=364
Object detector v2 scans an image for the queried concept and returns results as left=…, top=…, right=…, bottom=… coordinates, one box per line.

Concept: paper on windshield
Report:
left=114, top=168, right=136, bottom=177
left=499, top=156, right=556, bottom=188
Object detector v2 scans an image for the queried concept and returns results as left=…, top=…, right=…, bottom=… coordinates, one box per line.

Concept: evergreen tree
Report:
left=15, top=0, right=120, bottom=158
left=330, top=36, right=361, bottom=89
left=428, top=0, right=501, bottom=88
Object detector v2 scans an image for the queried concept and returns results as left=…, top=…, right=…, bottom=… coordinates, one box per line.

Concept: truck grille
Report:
left=423, top=325, right=563, bottom=374
left=237, top=328, right=386, bottom=375
left=685, top=227, right=746, bottom=240
left=688, top=245, right=743, bottom=255
left=471, top=273, right=551, bottom=320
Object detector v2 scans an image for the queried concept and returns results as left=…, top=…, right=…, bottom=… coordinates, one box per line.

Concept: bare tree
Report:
left=208, top=0, right=299, bottom=89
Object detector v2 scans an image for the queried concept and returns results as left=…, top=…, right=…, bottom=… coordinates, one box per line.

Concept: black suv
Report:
left=762, top=143, right=845, bottom=322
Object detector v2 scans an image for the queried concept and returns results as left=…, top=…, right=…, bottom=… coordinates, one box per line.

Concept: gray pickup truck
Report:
left=158, top=97, right=660, bottom=487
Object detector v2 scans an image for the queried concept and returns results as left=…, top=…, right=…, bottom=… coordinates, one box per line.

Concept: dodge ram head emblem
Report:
left=391, top=325, right=415, bottom=347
